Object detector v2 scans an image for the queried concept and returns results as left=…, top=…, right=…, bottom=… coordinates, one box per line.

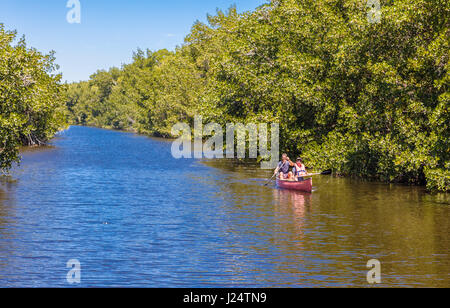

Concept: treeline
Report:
left=0, top=25, right=67, bottom=172
left=65, top=0, right=449, bottom=192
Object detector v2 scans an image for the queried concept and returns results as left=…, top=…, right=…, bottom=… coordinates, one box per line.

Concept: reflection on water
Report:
left=0, top=126, right=449, bottom=287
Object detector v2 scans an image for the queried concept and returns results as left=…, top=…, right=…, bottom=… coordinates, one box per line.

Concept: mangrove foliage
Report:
left=65, top=0, right=449, bottom=191
left=0, top=25, right=67, bottom=173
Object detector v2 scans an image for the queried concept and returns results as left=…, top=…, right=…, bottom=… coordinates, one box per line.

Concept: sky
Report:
left=0, top=0, right=267, bottom=82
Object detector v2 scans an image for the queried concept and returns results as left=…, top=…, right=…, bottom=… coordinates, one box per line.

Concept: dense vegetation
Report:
left=0, top=25, right=67, bottom=173
left=65, top=0, right=449, bottom=192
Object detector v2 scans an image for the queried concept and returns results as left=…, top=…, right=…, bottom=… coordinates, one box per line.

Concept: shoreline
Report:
left=17, top=125, right=448, bottom=193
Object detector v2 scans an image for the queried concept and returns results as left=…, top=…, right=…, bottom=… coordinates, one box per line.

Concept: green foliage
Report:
left=65, top=0, right=449, bottom=191
left=66, top=48, right=204, bottom=137
left=424, top=167, right=450, bottom=192
left=0, top=24, right=67, bottom=173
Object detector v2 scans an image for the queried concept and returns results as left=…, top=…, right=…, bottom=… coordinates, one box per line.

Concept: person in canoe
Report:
left=293, top=158, right=308, bottom=181
left=274, top=153, right=295, bottom=180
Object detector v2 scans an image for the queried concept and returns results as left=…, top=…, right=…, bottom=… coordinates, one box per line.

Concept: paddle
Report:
left=264, top=173, right=277, bottom=186
left=304, top=170, right=332, bottom=177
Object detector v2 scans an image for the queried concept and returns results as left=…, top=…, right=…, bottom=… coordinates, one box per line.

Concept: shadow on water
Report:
left=0, top=176, right=19, bottom=283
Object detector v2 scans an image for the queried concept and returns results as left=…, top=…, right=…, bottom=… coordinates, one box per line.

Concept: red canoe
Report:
left=276, top=178, right=313, bottom=193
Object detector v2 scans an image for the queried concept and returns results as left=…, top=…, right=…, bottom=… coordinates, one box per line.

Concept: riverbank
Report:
left=62, top=124, right=448, bottom=193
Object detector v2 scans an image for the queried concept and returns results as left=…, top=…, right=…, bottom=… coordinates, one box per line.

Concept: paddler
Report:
left=293, top=158, right=308, bottom=181
left=273, top=153, right=295, bottom=181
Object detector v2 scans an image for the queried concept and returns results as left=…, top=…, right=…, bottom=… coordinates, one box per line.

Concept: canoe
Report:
left=276, top=178, right=313, bottom=193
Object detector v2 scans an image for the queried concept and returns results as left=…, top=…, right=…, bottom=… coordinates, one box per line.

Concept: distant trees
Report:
left=0, top=25, right=67, bottom=172
left=65, top=0, right=449, bottom=191
left=66, top=48, right=204, bottom=137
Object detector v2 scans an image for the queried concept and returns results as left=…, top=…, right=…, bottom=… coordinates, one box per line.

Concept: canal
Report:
left=0, top=126, right=448, bottom=287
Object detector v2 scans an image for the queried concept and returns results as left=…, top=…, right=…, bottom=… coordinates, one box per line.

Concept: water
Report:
left=0, top=126, right=448, bottom=287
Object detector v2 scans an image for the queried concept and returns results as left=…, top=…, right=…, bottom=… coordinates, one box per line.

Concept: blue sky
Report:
left=0, top=0, right=267, bottom=82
